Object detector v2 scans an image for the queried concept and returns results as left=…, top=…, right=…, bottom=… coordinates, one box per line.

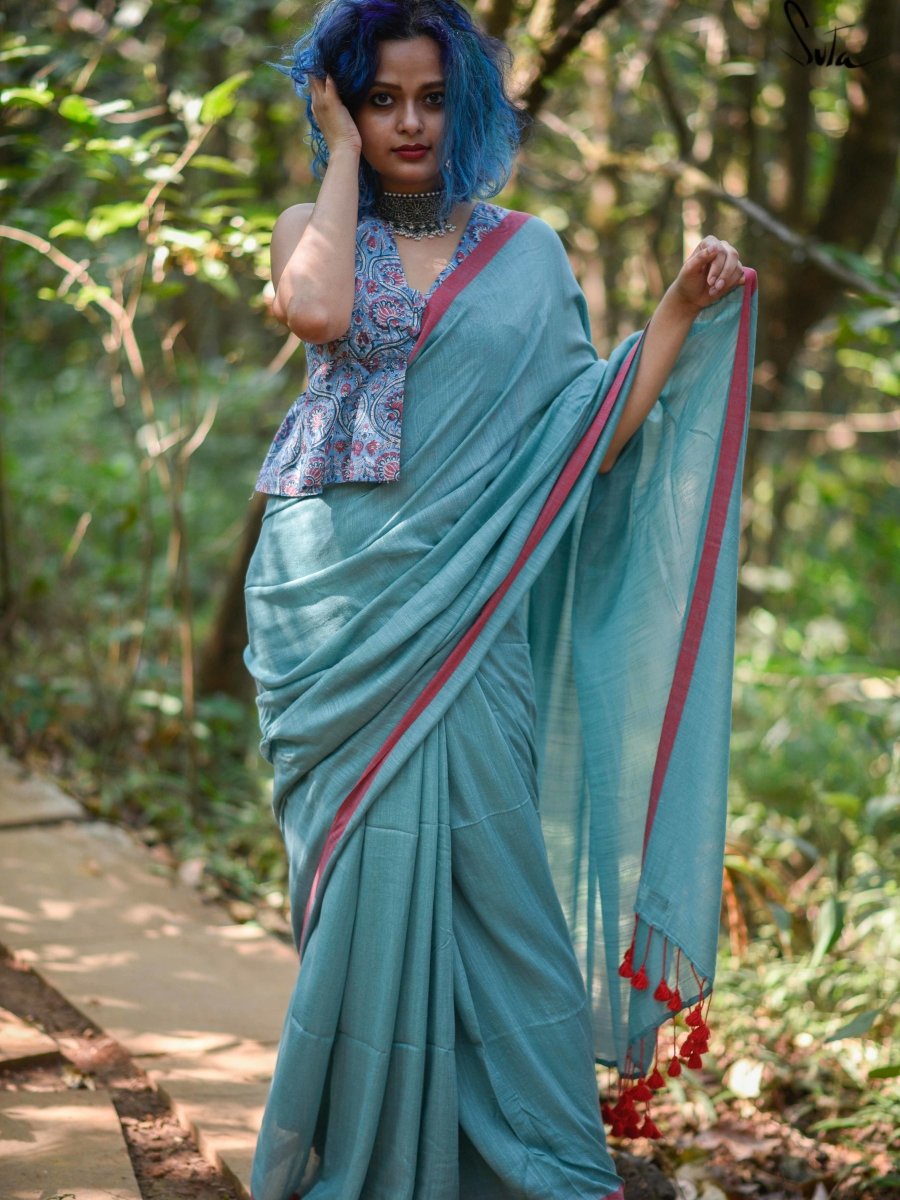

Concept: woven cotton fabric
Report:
left=244, top=211, right=758, bottom=1199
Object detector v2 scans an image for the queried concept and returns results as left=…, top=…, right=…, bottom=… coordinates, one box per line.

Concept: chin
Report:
left=383, top=166, right=442, bottom=191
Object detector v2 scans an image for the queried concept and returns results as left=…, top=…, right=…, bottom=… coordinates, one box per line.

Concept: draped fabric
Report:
left=244, top=210, right=758, bottom=1199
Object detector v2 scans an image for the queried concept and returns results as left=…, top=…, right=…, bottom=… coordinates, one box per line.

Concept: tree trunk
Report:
left=196, top=491, right=266, bottom=699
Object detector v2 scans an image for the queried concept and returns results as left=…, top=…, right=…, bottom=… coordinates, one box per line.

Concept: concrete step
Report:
left=0, top=752, right=84, bottom=829
left=0, top=1087, right=141, bottom=1200
left=0, top=812, right=298, bottom=1194
left=0, top=1006, right=61, bottom=1070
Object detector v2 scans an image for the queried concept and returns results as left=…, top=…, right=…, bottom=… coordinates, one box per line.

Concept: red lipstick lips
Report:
left=394, top=145, right=429, bottom=160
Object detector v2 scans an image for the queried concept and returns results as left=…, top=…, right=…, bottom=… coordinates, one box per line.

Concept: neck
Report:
left=375, top=187, right=457, bottom=240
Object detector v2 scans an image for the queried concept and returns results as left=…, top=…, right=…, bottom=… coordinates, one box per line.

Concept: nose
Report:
left=396, top=100, right=424, bottom=135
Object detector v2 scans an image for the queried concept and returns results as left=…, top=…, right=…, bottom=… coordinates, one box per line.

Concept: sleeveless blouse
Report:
left=255, top=201, right=508, bottom=498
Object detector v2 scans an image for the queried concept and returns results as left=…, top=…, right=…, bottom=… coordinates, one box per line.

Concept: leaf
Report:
left=820, top=790, right=861, bottom=818
left=199, top=71, right=250, bottom=124
left=197, top=257, right=240, bottom=299
left=158, top=225, right=210, bottom=251
left=825, top=1007, right=883, bottom=1043
left=0, top=44, right=53, bottom=63
left=84, top=203, right=147, bottom=241
left=92, top=100, right=133, bottom=119
left=187, top=154, right=250, bottom=177
left=847, top=304, right=900, bottom=334
left=809, top=893, right=844, bottom=967
left=868, top=1063, right=900, bottom=1080
left=1, top=85, right=54, bottom=107
left=810, top=1112, right=881, bottom=1132
left=48, top=219, right=86, bottom=238
left=59, top=94, right=96, bottom=125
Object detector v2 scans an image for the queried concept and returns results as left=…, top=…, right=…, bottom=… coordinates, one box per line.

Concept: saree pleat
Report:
left=252, top=618, right=622, bottom=1199
left=245, top=212, right=757, bottom=1196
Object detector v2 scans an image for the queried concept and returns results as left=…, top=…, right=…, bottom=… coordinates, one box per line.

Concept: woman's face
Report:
left=355, top=36, right=446, bottom=193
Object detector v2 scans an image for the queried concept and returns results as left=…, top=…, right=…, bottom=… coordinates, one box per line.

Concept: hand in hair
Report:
left=309, top=74, right=362, bottom=155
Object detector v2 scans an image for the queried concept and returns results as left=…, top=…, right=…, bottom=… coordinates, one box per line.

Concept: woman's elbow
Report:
left=279, top=300, right=351, bottom=344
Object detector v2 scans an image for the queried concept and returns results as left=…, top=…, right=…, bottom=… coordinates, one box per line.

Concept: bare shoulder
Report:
left=271, top=203, right=315, bottom=287
left=274, top=201, right=315, bottom=238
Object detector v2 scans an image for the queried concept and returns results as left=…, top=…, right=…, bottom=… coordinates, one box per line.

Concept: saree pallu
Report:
left=244, top=212, right=759, bottom=1199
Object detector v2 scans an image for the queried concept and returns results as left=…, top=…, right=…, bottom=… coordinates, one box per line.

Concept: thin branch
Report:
left=179, top=397, right=219, bottom=462
left=0, top=224, right=154, bottom=388
left=537, top=112, right=900, bottom=304
left=647, top=49, right=691, bottom=161
left=748, top=409, right=900, bottom=433
left=265, top=331, right=301, bottom=375
left=142, top=123, right=211, bottom=216
left=519, top=0, right=624, bottom=115
left=105, top=105, right=168, bottom=124
left=0, top=224, right=171, bottom=484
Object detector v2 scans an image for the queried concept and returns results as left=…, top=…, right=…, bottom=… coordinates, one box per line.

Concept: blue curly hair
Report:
left=278, top=0, right=528, bottom=220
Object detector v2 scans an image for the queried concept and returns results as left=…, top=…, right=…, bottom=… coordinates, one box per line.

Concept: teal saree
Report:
left=244, top=211, right=758, bottom=1199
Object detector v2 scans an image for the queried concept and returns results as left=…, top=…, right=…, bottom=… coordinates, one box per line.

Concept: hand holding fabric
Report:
left=671, top=237, right=746, bottom=312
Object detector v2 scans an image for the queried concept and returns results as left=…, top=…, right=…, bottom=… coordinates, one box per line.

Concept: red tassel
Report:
left=639, top=1116, right=662, bottom=1139
left=606, top=937, right=716, bottom=1144
left=666, top=988, right=683, bottom=1012
left=624, top=1114, right=643, bottom=1138
left=631, top=965, right=649, bottom=990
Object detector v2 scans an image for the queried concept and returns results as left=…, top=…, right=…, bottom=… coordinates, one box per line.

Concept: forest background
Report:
left=1, top=0, right=897, bottom=1194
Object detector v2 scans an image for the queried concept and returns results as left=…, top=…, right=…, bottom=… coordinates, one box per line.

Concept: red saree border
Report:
left=300, top=329, right=643, bottom=943
left=641, top=268, right=758, bottom=857
left=408, top=209, right=533, bottom=366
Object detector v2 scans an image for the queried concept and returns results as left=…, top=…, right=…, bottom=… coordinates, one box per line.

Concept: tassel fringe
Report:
left=603, top=920, right=712, bottom=1141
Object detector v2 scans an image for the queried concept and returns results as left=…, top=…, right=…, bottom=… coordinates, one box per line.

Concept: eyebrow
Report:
left=369, top=80, right=445, bottom=90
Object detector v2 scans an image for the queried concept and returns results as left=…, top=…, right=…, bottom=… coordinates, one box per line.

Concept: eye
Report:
left=425, top=91, right=445, bottom=106
left=369, top=92, right=392, bottom=107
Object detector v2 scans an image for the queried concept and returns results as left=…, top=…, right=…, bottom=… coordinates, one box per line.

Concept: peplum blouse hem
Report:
left=255, top=201, right=508, bottom=498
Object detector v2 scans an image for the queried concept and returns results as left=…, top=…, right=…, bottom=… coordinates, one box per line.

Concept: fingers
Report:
left=309, top=74, right=335, bottom=125
left=309, top=73, right=328, bottom=104
left=309, top=73, right=335, bottom=110
left=696, top=238, right=745, bottom=297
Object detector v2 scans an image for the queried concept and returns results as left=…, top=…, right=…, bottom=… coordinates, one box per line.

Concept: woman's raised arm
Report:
left=271, top=75, right=362, bottom=343
left=599, top=237, right=745, bottom=473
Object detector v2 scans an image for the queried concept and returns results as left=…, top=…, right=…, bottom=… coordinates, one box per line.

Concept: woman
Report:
left=245, top=1, right=757, bottom=1197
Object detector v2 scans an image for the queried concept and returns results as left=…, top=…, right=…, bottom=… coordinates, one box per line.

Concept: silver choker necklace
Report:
left=376, top=189, right=457, bottom=240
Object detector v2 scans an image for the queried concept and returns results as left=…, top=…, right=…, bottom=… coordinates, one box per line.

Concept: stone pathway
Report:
left=0, top=750, right=298, bottom=1198
left=0, top=1088, right=141, bottom=1200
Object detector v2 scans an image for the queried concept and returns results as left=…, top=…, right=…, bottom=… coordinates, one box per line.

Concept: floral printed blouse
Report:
left=255, top=201, right=507, bottom=498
